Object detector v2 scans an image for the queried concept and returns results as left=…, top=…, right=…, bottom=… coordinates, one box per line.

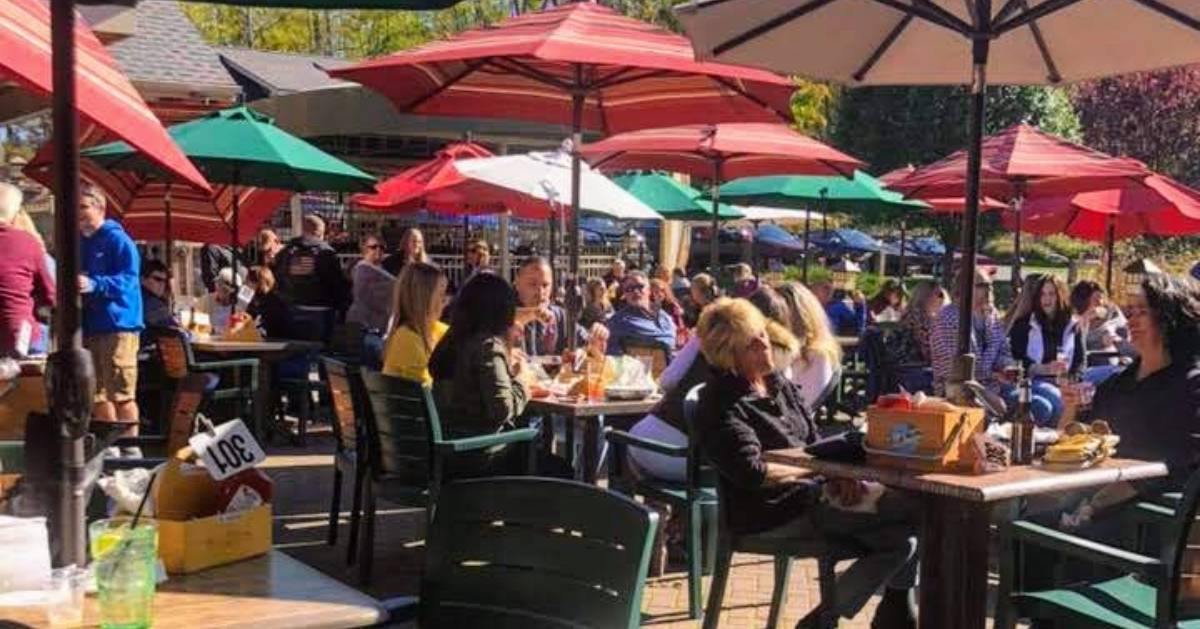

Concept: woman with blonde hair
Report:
left=382, top=226, right=428, bottom=276
left=777, top=282, right=842, bottom=412
left=382, top=262, right=448, bottom=385
left=693, top=297, right=918, bottom=627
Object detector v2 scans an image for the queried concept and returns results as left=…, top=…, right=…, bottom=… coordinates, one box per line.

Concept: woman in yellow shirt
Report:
left=382, top=262, right=448, bottom=385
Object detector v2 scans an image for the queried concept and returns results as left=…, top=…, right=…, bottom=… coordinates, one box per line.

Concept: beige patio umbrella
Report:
left=675, top=0, right=1200, bottom=370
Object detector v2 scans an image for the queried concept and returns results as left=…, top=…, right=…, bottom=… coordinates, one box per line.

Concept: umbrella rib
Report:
left=993, top=0, right=1025, bottom=24
left=1126, top=0, right=1200, bottom=31
left=712, top=0, right=842, bottom=56
left=852, top=13, right=913, bottom=82
left=403, top=58, right=488, bottom=111
left=591, top=68, right=672, bottom=90
left=867, top=0, right=971, bottom=35
left=487, top=57, right=574, bottom=91
left=1017, top=0, right=1063, bottom=83
left=710, top=75, right=789, bottom=120
left=994, top=0, right=1086, bottom=34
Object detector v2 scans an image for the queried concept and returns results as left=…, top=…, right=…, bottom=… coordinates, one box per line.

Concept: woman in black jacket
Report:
left=1008, top=274, right=1084, bottom=377
left=692, top=297, right=919, bottom=628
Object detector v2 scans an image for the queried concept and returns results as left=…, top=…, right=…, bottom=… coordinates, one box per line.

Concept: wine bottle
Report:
left=1010, top=366, right=1036, bottom=465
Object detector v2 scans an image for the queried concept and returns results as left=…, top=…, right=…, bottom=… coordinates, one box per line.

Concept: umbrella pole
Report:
left=899, top=220, right=907, bottom=279
left=231, top=173, right=240, bottom=313
left=46, top=0, right=93, bottom=568
left=710, top=159, right=722, bottom=273
left=566, top=85, right=584, bottom=351
left=165, top=184, right=174, bottom=310
left=1012, top=190, right=1024, bottom=292
left=802, top=204, right=812, bottom=283
left=949, top=27, right=991, bottom=401
left=1104, top=216, right=1116, bottom=293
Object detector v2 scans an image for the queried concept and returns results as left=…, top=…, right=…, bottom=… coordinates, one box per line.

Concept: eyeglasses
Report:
left=624, top=283, right=648, bottom=293
left=148, top=275, right=168, bottom=284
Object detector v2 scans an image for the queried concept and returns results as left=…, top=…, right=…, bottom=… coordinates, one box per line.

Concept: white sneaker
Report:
left=120, top=446, right=144, bottom=459
left=103, top=447, right=121, bottom=459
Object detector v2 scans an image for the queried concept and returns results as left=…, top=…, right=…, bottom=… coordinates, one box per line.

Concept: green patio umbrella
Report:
left=612, top=172, right=743, bottom=221
left=718, top=171, right=928, bottom=280
left=83, top=106, right=376, bottom=291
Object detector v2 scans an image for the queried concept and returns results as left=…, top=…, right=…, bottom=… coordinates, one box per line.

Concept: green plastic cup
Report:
left=89, top=518, right=158, bottom=629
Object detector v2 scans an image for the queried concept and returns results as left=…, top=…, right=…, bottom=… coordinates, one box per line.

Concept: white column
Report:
left=289, top=194, right=302, bottom=238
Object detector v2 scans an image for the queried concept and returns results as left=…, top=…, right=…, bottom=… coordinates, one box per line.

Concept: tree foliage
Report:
left=1072, top=67, right=1200, bottom=185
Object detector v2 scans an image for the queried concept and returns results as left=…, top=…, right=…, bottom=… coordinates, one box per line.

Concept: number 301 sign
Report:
left=188, top=419, right=267, bottom=480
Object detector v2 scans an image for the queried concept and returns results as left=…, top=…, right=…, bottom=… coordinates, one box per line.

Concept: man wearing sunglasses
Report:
left=606, top=271, right=677, bottom=361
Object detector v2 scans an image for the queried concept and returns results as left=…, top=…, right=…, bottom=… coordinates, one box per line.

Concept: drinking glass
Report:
left=585, top=362, right=605, bottom=402
left=89, top=518, right=158, bottom=629
left=45, top=566, right=87, bottom=628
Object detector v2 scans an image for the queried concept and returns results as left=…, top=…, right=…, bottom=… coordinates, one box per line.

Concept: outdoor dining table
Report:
left=762, top=449, right=1168, bottom=629
left=525, top=395, right=659, bottom=484
left=0, top=550, right=386, bottom=628
left=191, top=339, right=324, bottom=443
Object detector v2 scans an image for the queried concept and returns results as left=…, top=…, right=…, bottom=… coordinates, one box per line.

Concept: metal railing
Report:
left=337, top=252, right=618, bottom=286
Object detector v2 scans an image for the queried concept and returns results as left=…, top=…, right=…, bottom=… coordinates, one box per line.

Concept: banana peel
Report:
left=1041, top=421, right=1119, bottom=470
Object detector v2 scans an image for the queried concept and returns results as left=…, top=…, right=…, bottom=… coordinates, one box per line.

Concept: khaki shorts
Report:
left=85, top=332, right=140, bottom=405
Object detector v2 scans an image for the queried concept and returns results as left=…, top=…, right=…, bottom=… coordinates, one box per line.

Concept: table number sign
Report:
left=189, top=419, right=267, bottom=480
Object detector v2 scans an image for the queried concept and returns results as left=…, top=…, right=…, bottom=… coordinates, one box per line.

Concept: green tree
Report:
left=790, top=80, right=837, bottom=138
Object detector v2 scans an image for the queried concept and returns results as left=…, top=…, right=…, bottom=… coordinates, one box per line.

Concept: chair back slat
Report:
left=322, top=358, right=362, bottom=455
left=682, top=384, right=719, bottom=491
left=165, top=374, right=211, bottom=455
left=155, top=329, right=192, bottom=379
left=360, top=371, right=441, bottom=483
left=421, top=477, right=658, bottom=629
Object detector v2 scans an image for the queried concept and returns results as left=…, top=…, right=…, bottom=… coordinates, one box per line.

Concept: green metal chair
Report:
left=996, top=469, right=1200, bottom=629
left=416, top=476, right=659, bottom=629
left=321, top=358, right=368, bottom=566
left=604, top=384, right=717, bottom=621
left=357, top=370, right=539, bottom=586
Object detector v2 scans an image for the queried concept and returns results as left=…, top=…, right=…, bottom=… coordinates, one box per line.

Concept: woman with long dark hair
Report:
left=1008, top=274, right=1084, bottom=376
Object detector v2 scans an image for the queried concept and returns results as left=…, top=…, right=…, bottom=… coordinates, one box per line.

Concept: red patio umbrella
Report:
left=351, top=141, right=553, bottom=219
left=25, top=126, right=289, bottom=245
left=1005, top=174, right=1200, bottom=289
left=580, top=122, right=862, bottom=269
left=329, top=1, right=795, bottom=328
left=891, top=123, right=1149, bottom=285
left=0, top=0, right=208, bottom=194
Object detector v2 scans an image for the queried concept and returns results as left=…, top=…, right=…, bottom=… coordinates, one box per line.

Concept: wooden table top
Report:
left=526, top=395, right=659, bottom=418
left=0, top=551, right=386, bottom=629
left=764, top=449, right=1168, bottom=503
left=193, top=340, right=324, bottom=354
left=836, top=336, right=860, bottom=347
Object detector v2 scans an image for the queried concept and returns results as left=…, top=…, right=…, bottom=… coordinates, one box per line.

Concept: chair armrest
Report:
left=194, top=358, right=260, bottom=373
left=1008, top=520, right=1166, bottom=582
left=102, top=457, right=167, bottom=471
left=1128, top=501, right=1176, bottom=522
left=604, top=428, right=688, bottom=458
left=436, top=427, right=540, bottom=453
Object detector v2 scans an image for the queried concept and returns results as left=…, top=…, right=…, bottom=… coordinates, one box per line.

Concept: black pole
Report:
left=566, top=71, right=584, bottom=351
left=1012, top=187, right=1025, bottom=293
left=46, top=0, right=93, bottom=569
left=802, top=204, right=812, bottom=283
left=1104, top=216, right=1116, bottom=292
left=953, top=16, right=991, bottom=384
left=231, top=174, right=240, bottom=314
left=165, top=184, right=173, bottom=310
left=709, top=158, right=722, bottom=273
left=899, top=219, right=907, bottom=279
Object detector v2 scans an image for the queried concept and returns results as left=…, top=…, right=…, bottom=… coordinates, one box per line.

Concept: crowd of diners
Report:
left=2, top=180, right=1199, bottom=626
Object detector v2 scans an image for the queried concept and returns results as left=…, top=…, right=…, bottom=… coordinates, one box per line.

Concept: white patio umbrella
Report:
left=453, top=149, right=662, bottom=222
left=734, top=205, right=824, bottom=224
left=675, top=0, right=1200, bottom=370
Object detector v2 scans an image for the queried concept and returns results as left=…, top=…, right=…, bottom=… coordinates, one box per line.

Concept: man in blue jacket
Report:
left=79, top=183, right=144, bottom=451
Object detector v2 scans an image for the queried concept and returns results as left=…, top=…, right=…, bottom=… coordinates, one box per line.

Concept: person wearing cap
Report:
left=929, top=267, right=1013, bottom=395
left=79, top=182, right=144, bottom=450
left=198, top=267, right=241, bottom=336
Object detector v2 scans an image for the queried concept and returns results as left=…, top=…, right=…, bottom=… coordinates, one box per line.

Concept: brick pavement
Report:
left=266, top=442, right=889, bottom=628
